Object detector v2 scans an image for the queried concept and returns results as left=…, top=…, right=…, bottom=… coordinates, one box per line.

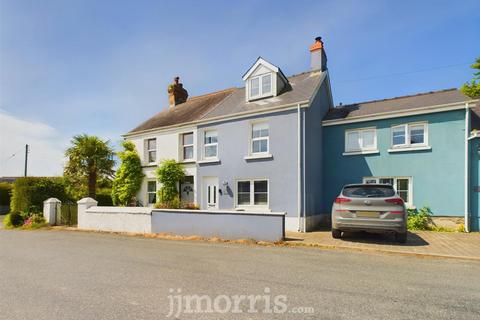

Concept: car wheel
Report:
left=395, top=232, right=407, bottom=243
left=332, top=229, right=342, bottom=239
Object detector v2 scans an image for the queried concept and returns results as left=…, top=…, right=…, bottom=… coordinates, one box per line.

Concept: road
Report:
left=0, top=229, right=479, bottom=320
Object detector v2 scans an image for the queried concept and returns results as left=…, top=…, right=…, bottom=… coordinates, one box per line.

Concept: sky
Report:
left=1, top=0, right=479, bottom=176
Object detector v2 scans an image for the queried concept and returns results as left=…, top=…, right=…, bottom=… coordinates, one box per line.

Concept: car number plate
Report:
left=356, top=211, right=379, bottom=218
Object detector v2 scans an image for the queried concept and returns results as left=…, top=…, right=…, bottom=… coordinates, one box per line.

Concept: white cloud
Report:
left=0, top=110, right=66, bottom=176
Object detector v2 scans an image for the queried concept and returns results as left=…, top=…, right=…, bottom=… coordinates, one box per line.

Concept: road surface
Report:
left=0, top=229, right=478, bottom=319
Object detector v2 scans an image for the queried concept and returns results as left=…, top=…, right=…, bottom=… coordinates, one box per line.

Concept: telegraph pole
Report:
left=24, top=144, right=29, bottom=177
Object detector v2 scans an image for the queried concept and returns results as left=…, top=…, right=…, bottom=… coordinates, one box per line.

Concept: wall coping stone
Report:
left=86, top=206, right=152, bottom=215
left=153, top=208, right=286, bottom=217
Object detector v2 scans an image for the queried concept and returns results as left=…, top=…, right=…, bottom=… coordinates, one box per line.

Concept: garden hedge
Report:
left=10, top=177, right=69, bottom=213
left=0, top=182, right=12, bottom=206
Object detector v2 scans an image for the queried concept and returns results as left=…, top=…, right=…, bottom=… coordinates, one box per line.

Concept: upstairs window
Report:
left=204, top=130, right=218, bottom=159
left=182, top=132, right=194, bottom=160
left=146, top=138, right=156, bottom=163
left=345, top=128, right=377, bottom=153
left=391, top=122, right=427, bottom=148
left=249, top=74, right=273, bottom=100
left=251, top=123, right=269, bottom=154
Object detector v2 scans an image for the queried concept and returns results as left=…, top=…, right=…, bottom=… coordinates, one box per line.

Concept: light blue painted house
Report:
left=126, top=37, right=479, bottom=232
left=322, top=89, right=479, bottom=232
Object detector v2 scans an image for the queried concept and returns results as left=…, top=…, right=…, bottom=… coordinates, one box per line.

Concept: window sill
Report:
left=235, top=206, right=271, bottom=212
left=197, top=158, right=220, bottom=164
left=244, top=153, right=273, bottom=161
left=342, top=150, right=379, bottom=156
left=388, top=146, right=431, bottom=153
left=142, top=163, right=157, bottom=168
left=179, top=160, right=196, bottom=164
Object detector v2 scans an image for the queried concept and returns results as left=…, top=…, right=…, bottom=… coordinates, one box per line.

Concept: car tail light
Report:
left=335, top=197, right=351, bottom=204
left=385, top=198, right=404, bottom=206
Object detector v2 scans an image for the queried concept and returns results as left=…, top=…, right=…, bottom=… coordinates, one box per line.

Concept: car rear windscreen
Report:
left=342, top=185, right=396, bottom=198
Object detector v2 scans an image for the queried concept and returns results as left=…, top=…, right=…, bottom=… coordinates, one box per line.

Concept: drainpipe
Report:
left=465, top=103, right=470, bottom=232
left=297, top=103, right=302, bottom=232
left=303, top=107, right=307, bottom=233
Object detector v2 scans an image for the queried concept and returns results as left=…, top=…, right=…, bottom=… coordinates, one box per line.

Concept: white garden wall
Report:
left=76, top=198, right=285, bottom=241
left=152, top=209, right=285, bottom=242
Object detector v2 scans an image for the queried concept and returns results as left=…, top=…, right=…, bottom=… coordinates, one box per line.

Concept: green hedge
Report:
left=96, top=188, right=113, bottom=206
left=10, top=177, right=69, bottom=213
left=0, top=182, right=12, bottom=206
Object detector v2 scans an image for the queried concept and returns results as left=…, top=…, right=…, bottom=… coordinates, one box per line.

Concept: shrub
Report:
left=154, top=196, right=181, bottom=209
left=22, top=214, right=47, bottom=229
left=0, top=182, right=12, bottom=207
left=3, top=212, right=23, bottom=229
left=407, top=206, right=433, bottom=230
left=10, top=177, right=68, bottom=213
left=156, top=160, right=185, bottom=204
left=96, top=188, right=113, bottom=206
left=111, top=141, right=144, bottom=206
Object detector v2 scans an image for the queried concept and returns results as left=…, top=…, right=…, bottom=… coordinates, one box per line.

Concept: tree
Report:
left=64, top=134, right=115, bottom=199
left=461, top=56, right=480, bottom=98
left=111, top=141, right=144, bottom=206
left=156, top=159, right=185, bottom=204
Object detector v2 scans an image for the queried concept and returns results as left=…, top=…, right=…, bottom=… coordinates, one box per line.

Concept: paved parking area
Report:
left=286, top=230, right=480, bottom=260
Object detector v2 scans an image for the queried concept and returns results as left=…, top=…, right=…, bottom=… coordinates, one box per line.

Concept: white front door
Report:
left=202, top=177, right=219, bottom=210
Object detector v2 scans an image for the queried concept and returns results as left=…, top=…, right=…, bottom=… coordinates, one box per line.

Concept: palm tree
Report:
left=64, top=134, right=115, bottom=198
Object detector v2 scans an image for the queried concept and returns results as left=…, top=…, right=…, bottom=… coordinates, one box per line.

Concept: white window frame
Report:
left=203, top=130, right=218, bottom=159
left=344, top=127, right=377, bottom=154
left=146, top=138, right=157, bottom=164
left=147, top=180, right=157, bottom=205
left=235, top=179, right=269, bottom=209
left=181, top=132, right=194, bottom=161
left=249, top=73, right=273, bottom=100
left=391, top=122, right=428, bottom=149
left=250, top=122, right=269, bottom=155
left=363, top=176, right=413, bottom=207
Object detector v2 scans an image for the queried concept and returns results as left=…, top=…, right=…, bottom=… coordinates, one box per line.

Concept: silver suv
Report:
left=331, top=184, right=407, bottom=243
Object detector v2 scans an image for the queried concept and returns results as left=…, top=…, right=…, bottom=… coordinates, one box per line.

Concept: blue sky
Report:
left=1, top=0, right=479, bottom=176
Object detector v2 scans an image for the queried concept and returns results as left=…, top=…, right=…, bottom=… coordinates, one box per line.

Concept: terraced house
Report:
left=124, top=37, right=479, bottom=232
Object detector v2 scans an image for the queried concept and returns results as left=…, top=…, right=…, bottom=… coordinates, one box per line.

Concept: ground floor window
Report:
left=236, top=179, right=268, bottom=207
left=363, top=176, right=412, bottom=205
left=147, top=181, right=157, bottom=204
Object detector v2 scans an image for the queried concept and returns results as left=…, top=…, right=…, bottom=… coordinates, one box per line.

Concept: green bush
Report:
left=156, top=160, right=185, bottom=204
left=22, top=213, right=47, bottom=229
left=10, top=177, right=69, bottom=213
left=407, top=206, right=433, bottom=230
left=3, top=212, right=23, bottom=229
left=111, top=141, right=144, bottom=206
left=0, top=182, right=12, bottom=207
left=96, top=188, right=113, bottom=206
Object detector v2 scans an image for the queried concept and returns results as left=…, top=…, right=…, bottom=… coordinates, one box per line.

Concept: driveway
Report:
left=286, top=230, right=480, bottom=260
left=0, top=229, right=479, bottom=320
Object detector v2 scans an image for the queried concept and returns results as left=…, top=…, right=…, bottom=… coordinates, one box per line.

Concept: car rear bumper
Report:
left=333, top=217, right=406, bottom=233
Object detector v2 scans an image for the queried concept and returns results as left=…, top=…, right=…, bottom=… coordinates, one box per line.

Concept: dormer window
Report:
left=249, top=74, right=272, bottom=99
left=242, top=57, right=289, bottom=102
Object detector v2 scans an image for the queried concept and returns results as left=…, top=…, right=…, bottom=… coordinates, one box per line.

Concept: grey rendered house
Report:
left=124, top=38, right=333, bottom=232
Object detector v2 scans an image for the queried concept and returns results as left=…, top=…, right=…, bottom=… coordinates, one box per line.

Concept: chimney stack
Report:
left=309, top=37, right=327, bottom=71
left=168, top=76, right=188, bottom=107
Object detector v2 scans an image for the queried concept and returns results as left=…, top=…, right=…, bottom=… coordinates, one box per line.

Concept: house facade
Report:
left=124, top=37, right=479, bottom=232
left=322, top=89, right=479, bottom=231
left=124, top=38, right=333, bottom=232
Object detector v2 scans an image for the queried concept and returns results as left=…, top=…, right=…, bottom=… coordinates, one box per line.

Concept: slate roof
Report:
left=127, top=70, right=324, bottom=134
left=323, top=88, right=472, bottom=121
